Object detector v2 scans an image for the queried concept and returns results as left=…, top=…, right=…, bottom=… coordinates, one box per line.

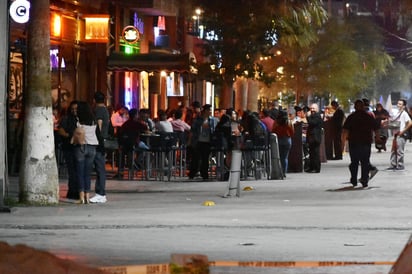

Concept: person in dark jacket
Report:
left=188, top=104, right=217, bottom=180
left=58, top=100, right=79, bottom=199
left=306, top=103, right=324, bottom=173
left=342, top=99, right=381, bottom=187
left=330, top=100, right=345, bottom=160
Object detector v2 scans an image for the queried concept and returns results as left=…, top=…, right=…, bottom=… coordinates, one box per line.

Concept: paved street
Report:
left=1, top=138, right=412, bottom=273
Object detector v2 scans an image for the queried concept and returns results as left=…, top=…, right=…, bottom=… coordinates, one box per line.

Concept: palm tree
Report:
left=19, top=0, right=59, bottom=204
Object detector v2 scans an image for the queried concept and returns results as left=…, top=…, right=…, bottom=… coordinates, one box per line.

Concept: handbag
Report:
left=388, top=120, right=400, bottom=130
left=388, top=111, right=403, bottom=130
left=70, top=126, right=86, bottom=145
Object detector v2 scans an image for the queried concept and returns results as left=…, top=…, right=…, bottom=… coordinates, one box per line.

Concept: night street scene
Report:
left=2, top=0, right=412, bottom=273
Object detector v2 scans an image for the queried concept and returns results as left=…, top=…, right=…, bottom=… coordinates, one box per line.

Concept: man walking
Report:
left=388, top=99, right=412, bottom=171
left=342, top=100, right=381, bottom=187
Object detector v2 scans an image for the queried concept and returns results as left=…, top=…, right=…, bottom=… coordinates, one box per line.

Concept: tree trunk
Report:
left=19, top=0, right=59, bottom=204
left=219, top=79, right=234, bottom=110
left=0, top=0, right=9, bottom=208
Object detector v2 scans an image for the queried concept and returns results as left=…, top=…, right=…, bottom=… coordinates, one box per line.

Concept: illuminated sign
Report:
left=122, top=26, right=140, bottom=43
left=10, top=0, right=30, bottom=24
left=84, top=15, right=109, bottom=43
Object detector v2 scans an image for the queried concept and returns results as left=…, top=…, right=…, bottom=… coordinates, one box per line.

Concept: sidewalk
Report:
left=1, top=138, right=412, bottom=274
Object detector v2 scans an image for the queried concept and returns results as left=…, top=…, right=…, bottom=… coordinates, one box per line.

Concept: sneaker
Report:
left=369, top=169, right=378, bottom=180
left=359, top=180, right=368, bottom=188
left=350, top=179, right=357, bottom=187
left=89, top=194, right=107, bottom=203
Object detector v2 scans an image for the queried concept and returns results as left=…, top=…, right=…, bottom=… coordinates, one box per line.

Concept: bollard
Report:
left=269, top=133, right=284, bottom=179
left=223, top=150, right=242, bottom=197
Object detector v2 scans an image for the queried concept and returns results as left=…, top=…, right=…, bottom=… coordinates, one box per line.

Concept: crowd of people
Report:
left=53, top=96, right=412, bottom=204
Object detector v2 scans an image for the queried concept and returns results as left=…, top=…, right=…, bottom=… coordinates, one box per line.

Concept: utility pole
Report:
left=0, top=1, right=11, bottom=212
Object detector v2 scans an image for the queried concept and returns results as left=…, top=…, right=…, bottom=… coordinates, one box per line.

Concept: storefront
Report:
left=107, top=51, right=192, bottom=117
left=7, top=0, right=109, bottom=174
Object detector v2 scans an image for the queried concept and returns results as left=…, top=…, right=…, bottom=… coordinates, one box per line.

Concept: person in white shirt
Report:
left=110, top=105, right=128, bottom=135
left=388, top=99, right=412, bottom=170
left=155, top=110, right=173, bottom=133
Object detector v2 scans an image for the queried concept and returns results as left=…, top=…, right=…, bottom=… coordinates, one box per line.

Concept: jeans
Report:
left=348, top=143, right=371, bottom=182
left=390, top=136, right=406, bottom=169
left=278, top=137, right=292, bottom=175
left=94, top=150, right=106, bottom=195
left=74, top=144, right=96, bottom=193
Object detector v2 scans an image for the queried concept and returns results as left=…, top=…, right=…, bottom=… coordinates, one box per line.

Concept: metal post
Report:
left=223, top=150, right=242, bottom=198
left=1, top=1, right=11, bottom=212
left=269, top=133, right=285, bottom=180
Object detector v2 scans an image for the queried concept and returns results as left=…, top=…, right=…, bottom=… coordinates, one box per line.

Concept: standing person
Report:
left=260, top=109, right=275, bottom=134
left=330, top=101, right=345, bottom=160
left=188, top=104, right=217, bottom=180
left=387, top=99, right=412, bottom=170
left=293, top=106, right=310, bottom=171
left=72, top=101, right=99, bottom=204
left=373, top=103, right=390, bottom=152
left=90, top=92, right=109, bottom=204
left=186, top=101, right=202, bottom=126
left=342, top=100, right=381, bottom=187
left=58, top=101, right=79, bottom=200
left=305, top=103, right=324, bottom=173
left=185, top=101, right=202, bottom=172
left=272, top=110, right=294, bottom=176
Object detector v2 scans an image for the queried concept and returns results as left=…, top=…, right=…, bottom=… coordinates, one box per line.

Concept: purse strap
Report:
left=391, top=111, right=403, bottom=122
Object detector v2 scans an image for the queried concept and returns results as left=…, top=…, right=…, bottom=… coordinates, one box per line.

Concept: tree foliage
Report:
left=375, top=61, right=412, bottom=97
left=262, top=16, right=392, bottom=105
left=192, top=0, right=328, bottom=88
left=311, top=17, right=392, bottom=101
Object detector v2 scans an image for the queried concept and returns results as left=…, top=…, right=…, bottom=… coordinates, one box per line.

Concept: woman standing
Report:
left=72, top=101, right=99, bottom=204
left=373, top=103, right=389, bottom=152
left=272, top=111, right=294, bottom=176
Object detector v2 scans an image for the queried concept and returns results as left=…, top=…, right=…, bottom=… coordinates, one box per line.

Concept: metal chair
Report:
left=173, top=131, right=188, bottom=178
left=209, top=131, right=227, bottom=180
left=241, top=134, right=270, bottom=180
left=142, top=132, right=178, bottom=181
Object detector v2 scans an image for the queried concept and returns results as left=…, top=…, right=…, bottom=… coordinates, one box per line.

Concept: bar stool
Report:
left=209, top=132, right=227, bottom=180
left=241, top=134, right=270, bottom=180
left=141, top=132, right=177, bottom=181
left=173, top=131, right=188, bottom=178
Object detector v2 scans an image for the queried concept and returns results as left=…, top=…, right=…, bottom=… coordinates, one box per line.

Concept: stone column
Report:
left=247, top=79, right=259, bottom=112
left=234, top=77, right=248, bottom=113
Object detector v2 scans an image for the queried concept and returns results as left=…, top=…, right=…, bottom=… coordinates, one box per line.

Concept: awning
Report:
left=107, top=52, right=191, bottom=72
